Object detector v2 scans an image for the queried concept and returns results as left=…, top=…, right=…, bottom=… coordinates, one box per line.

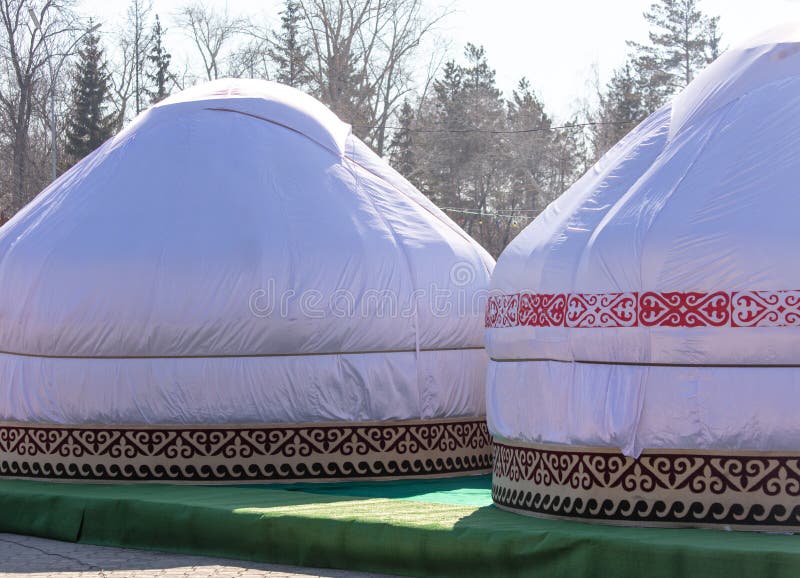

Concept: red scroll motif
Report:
left=638, top=291, right=730, bottom=327
left=486, top=289, right=800, bottom=329
left=566, top=293, right=638, bottom=328
left=518, top=293, right=567, bottom=327
left=731, top=291, right=800, bottom=327
left=486, top=294, right=520, bottom=328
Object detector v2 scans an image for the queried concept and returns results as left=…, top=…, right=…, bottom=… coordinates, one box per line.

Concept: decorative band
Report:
left=0, top=418, right=491, bottom=483
left=492, top=439, right=800, bottom=531
left=485, top=290, right=800, bottom=329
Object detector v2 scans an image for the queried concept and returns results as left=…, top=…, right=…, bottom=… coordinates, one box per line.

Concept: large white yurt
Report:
left=487, top=26, right=800, bottom=531
left=0, top=79, right=494, bottom=483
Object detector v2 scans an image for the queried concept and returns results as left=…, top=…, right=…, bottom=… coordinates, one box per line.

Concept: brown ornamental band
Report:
left=492, top=439, right=800, bottom=531
left=0, top=417, right=491, bottom=483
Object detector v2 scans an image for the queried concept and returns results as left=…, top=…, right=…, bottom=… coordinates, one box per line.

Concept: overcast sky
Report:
left=77, top=0, right=800, bottom=119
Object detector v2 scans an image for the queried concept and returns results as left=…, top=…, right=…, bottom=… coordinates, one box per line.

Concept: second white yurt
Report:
left=0, top=79, right=494, bottom=483
left=487, top=26, right=800, bottom=530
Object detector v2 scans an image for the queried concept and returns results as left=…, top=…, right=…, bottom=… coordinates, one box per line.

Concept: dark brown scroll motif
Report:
left=492, top=439, right=800, bottom=531
left=0, top=417, right=491, bottom=483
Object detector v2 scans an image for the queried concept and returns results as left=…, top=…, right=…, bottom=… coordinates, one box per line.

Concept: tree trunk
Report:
left=11, top=131, right=27, bottom=211
left=11, top=91, right=31, bottom=212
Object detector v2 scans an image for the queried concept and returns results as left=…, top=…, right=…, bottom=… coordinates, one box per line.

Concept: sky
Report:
left=77, top=0, right=800, bottom=119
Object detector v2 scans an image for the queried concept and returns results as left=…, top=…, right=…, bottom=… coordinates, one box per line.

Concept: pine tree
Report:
left=705, top=16, right=722, bottom=62
left=461, top=44, right=497, bottom=91
left=146, top=15, right=172, bottom=104
left=591, top=61, right=649, bottom=158
left=507, top=78, right=553, bottom=214
left=400, top=45, right=582, bottom=256
left=423, top=45, right=508, bottom=251
left=549, top=119, right=587, bottom=196
left=630, top=0, right=721, bottom=98
left=269, top=0, right=311, bottom=88
left=65, top=25, right=115, bottom=166
left=389, top=100, right=415, bottom=177
left=591, top=0, right=722, bottom=159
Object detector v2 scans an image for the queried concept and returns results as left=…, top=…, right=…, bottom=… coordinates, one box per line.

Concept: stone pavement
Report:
left=0, top=534, right=397, bottom=578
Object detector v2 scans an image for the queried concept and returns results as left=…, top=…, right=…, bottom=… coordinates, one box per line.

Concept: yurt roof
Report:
left=488, top=25, right=800, bottom=367
left=0, top=79, right=493, bottom=361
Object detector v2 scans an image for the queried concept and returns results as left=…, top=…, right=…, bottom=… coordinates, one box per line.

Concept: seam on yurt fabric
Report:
left=488, top=357, right=800, bottom=368
left=563, top=113, right=672, bottom=364
left=342, top=136, right=426, bottom=417
left=361, top=159, right=494, bottom=281
left=667, top=70, right=800, bottom=143
left=633, top=102, right=735, bottom=383
left=0, top=415, right=488, bottom=429
left=0, top=346, right=484, bottom=360
left=206, top=107, right=342, bottom=154
left=205, top=107, right=492, bottom=280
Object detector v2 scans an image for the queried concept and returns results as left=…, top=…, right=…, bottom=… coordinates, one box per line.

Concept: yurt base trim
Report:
left=0, top=417, right=491, bottom=483
left=492, top=439, right=800, bottom=532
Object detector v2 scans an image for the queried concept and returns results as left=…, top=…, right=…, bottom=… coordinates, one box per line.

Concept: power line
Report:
left=351, top=119, right=635, bottom=135
left=440, top=207, right=535, bottom=221
left=439, top=206, right=540, bottom=213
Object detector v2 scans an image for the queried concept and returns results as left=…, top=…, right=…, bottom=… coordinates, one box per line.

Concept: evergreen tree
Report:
left=705, top=16, right=722, bottom=62
left=418, top=45, right=515, bottom=254
left=591, top=0, right=722, bottom=160
left=506, top=78, right=552, bottom=215
left=398, top=45, right=583, bottom=256
left=146, top=15, right=172, bottom=104
left=389, top=100, right=415, bottom=177
left=549, top=119, right=588, bottom=196
left=630, top=0, right=721, bottom=99
left=428, top=44, right=505, bottom=205
left=269, top=0, right=312, bottom=88
left=508, top=78, right=548, bottom=124
left=65, top=25, right=115, bottom=166
left=591, top=61, right=649, bottom=158
left=319, top=41, right=373, bottom=141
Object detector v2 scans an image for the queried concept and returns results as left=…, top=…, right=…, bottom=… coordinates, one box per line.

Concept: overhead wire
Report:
left=439, top=207, right=535, bottom=227
left=350, top=119, right=635, bottom=135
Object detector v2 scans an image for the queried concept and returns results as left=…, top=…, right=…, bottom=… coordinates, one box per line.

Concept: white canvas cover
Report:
left=0, top=79, right=494, bottom=426
left=486, top=26, right=800, bottom=457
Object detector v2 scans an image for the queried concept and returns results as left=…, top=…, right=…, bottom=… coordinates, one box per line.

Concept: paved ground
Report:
left=0, top=534, right=397, bottom=578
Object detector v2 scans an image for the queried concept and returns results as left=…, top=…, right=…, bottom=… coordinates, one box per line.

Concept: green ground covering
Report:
left=1, top=476, right=799, bottom=577
left=280, top=473, right=495, bottom=507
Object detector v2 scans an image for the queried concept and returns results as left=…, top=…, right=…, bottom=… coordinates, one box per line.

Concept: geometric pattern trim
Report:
left=492, top=439, right=800, bottom=531
left=486, top=290, right=800, bottom=328
left=0, top=418, right=491, bottom=483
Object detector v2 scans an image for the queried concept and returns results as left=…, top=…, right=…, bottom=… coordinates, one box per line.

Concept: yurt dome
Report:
left=0, top=79, right=494, bottom=483
left=487, top=26, right=800, bottom=531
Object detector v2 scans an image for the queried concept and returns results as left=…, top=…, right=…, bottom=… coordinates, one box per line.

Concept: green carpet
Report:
left=1, top=477, right=800, bottom=577
left=281, top=473, right=495, bottom=506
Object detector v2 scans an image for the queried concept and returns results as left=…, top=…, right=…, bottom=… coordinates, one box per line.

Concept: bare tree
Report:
left=109, top=1, right=155, bottom=128
left=129, top=0, right=151, bottom=114
left=299, top=0, right=448, bottom=155
left=175, top=2, right=244, bottom=81
left=0, top=0, right=78, bottom=212
left=109, top=24, right=136, bottom=128
left=228, top=29, right=271, bottom=79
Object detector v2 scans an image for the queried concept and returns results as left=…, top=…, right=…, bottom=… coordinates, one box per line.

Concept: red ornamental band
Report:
left=485, top=290, right=800, bottom=329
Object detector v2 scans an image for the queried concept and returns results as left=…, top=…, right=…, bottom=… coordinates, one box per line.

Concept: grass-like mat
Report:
left=281, top=474, right=495, bottom=507
left=1, top=477, right=800, bottom=577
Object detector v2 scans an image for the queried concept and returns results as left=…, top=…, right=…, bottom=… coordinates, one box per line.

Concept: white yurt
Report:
left=0, top=79, right=494, bottom=483
left=487, top=26, right=800, bottom=530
